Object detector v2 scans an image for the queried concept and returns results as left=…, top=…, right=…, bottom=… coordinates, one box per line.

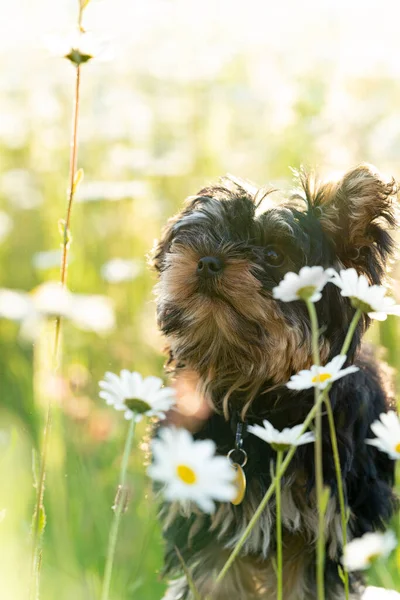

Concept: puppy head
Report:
left=151, top=166, right=397, bottom=417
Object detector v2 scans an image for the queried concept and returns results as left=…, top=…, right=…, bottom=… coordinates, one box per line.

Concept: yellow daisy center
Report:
left=366, top=552, right=380, bottom=565
left=312, top=372, right=332, bottom=384
left=176, top=464, right=197, bottom=485
left=395, top=442, right=400, bottom=454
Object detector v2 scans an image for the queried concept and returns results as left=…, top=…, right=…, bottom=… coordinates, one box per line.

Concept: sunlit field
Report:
left=2, top=1, right=400, bottom=598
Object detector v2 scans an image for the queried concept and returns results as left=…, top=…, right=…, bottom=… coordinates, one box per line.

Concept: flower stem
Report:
left=101, top=418, right=136, bottom=600
left=29, top=34, right=83, bottom=600
left=377, top=560, right=396, bottom=590
left=305, top=300, right=325, bottom=600
left=29, top=409, right=51, bottom=600
left=276, top=450, right=284, bottom=600
left=340, top=309, right=362, bottom=357
left=54, top=63, right=81, bottom=361
left=215, top=307, right=363, bottom=586
left=324, top=396, right=349, bottom=599
left=323, top=307, right=362, bottom=599
left=215, top=392, right=327, bottom=587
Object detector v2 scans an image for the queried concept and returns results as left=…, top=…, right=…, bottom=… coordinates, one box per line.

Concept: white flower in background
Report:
left=248, top=419, right=315, bottom=452
left=45, top=31, right=111, bottom=65
left=328, top=268, right=400, bottom=321
left=342, top=530, right=397, bottom=571
left=101, top=258, right=141, bottom=283
left=32, top=250, right=63, bottom=270
left=366, top=411, right=400, bottom=459
left=0, top=283, right=72, bottom=340
left=272, top=266, right=330, bottom=303
left=362, top=587, right=400, bottom=599
left=0, top=211, right=12, bottom=243
left=75, top=181, right=149, bottom=203
left=0, top=289, right=32, bottom=321
left=70, top=294, right=115, bottom=333
left=0, top=169, right=43, bottom=209
left=0, top=430, right=10, bottom=448
left=31, top=282, right=72, bottom=318
left=148, top=427, right=236, bottom=513
left=286, top=355, right=358, bottom=391
left=99, top=370, right=176, bottom=422
left=0, top=282, right=115, bottom=338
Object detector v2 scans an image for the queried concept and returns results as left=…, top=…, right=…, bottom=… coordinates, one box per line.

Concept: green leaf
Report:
left=58, top=218, right=66, bottom=236
left=72, top=168, right=84, bottom=194
left=337, top=564, right=346, bottom=584
left=32, top=505, right=47, bottom=538
left=58, top=219, right=72, bottom=247
left=396, top=546, right=400, bottom=573
left=38, top=506, right=47, bottom=535
left=32, top=449, right=39, bottom=488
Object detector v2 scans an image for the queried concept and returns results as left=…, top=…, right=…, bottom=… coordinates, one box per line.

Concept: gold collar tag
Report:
left=231, top=463, right=246, bottom=505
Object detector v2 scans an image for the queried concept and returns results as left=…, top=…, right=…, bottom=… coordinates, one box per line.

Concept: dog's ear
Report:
left=306, top=164, right=398, bottom=283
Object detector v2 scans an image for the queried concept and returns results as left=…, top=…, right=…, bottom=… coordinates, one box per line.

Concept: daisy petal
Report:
left=148, top=427, right=236, bottom=514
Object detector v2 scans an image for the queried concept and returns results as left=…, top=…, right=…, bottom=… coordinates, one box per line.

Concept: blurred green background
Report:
left=2, top=0, right=400, bottom=598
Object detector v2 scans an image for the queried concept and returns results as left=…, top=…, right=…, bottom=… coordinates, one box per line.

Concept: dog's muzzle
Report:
left=196, top=256, right=223, bottom=279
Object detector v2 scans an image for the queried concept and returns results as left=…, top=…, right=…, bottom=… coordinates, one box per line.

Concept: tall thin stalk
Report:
left=29, top=3, right=88, bottom=597
left=275, top=450, right=284, bottom=600
left=305, top=299, right=325, bottom=600
left=215, top=388, right=328, bottom=587
left=54, top=62, right=81, bottom=358
left=215, top=308, right=362, bottom=588
left=341, top=309, right=362, bottom=356
left=101, top=419, right=136, bottom=600
left=324, top=397, right=349, bottom=599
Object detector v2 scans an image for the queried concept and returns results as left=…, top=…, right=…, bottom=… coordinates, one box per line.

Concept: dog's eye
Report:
left=265, top=245, right=284, bottom=267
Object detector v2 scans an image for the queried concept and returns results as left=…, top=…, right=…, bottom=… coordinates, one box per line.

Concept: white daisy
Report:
left=342, top=530, right=397, bottom=571
left=148, top=427, right=236, bottom=513
left=0, top=283, right=116, bottom=339
left=31, top=282, right=73, bottom=318
left=0, top=211, right=12, bottom=243
left=328, top=268, right=400, bottom=321
left=45, top=30, right=112, bottom=65
left=366, top=411, right=400, bottom=460
left=248, top=419, right=315, bottom=452
left=101, top=258, right=141, bottom=283
left=0, top=289, right=32, bottom=321
left=70, top=294, right=115, bottom=334
left=99, top=370, right=176, bottom=422
left=286, top=355, right=359, bottom=391
left=272, top=266, right=330, bottom=303
left=362, top=587, right=400, bottom=599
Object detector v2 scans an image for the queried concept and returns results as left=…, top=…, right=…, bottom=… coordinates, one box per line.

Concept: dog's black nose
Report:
left=197, top=256, right=223, bottom=277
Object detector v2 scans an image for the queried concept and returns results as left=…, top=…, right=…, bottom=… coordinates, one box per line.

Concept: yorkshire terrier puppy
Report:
left=152, top=165, right=398, bottom=600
